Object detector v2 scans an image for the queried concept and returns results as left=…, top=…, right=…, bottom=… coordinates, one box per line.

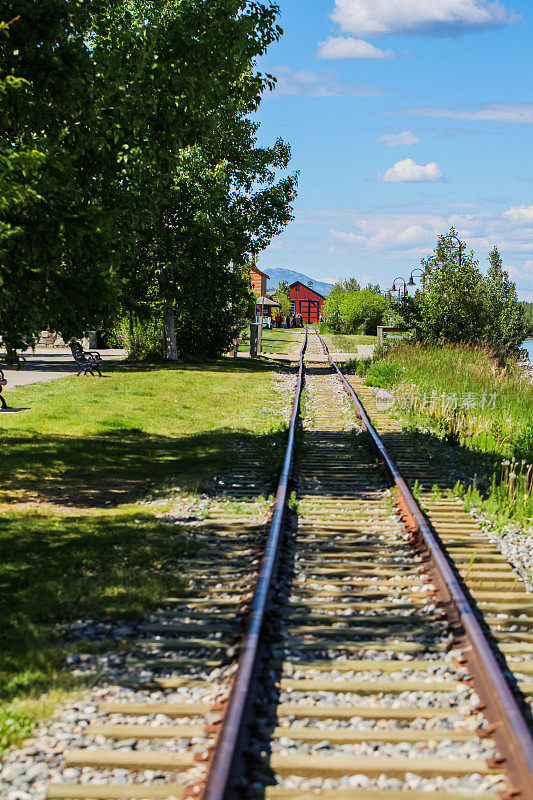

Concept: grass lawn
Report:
left=238, top=327, right=303, bottom=355
left=322, top=333, right=377, bottom=351
left=0, top=358, right=286, bottom=752
left=364, top=342, right=533, bottom=438
left=361, top=342, right=533, bottom=530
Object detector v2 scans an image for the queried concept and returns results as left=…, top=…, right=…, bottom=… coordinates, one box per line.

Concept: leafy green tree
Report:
left=340, top=288, right=388, bottom=334
left=323, top=278, right=360, bottom=331
left=522, top=302, right=533, bottom=337
left=0, top=2, right=131, bottom=360
left=119, top=115, right=296, bottom=357
left=323, top=280, right=387, bottom=334
left=414, top=229, right=486, bottom=344
left=0, top=19, right=44, bottom=248
left=107, top=0, right=293, bottom=359
left=482, top=246, right=527, bottom=357
left=0, top=0, right=291, bottom=361
left=273, top=279, right=291, bottom=317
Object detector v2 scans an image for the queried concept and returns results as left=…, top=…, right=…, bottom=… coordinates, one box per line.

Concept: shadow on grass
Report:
left=106, top=357, right=286, bottom=375
left=0, top=509, right=199, bottom=700
left=0, top=426, right=287, bottom=507
left=0, top=423, right=288, bottom=704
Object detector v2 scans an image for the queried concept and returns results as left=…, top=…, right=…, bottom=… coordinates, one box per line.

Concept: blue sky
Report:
left=255, top=0, right=533, bottom=299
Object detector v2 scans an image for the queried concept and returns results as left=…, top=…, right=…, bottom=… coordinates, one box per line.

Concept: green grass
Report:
left=238, top=327, right=303, bottom=355
left=322, top=333, right=377, bottom=352
left=366, top=343, right=533, bottom=449
left=1, top=360, right=284, bottom=504
left=0, top=358, right=286, bottom=751
left=364, top=342, right=533, bottom=532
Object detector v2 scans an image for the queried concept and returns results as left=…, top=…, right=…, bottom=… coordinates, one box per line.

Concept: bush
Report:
left=365, top=360, right=403, bottom=388
left=324, top=286, right=388, bottom=334
left=355, top=356, right=373, bottom=376
left=109, top=317, right=164, bottom=361
left=511, top=423, right=533, bottom=462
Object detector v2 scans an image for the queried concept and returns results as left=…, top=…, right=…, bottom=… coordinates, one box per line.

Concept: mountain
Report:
left=265, top=268, right=334, bottom=297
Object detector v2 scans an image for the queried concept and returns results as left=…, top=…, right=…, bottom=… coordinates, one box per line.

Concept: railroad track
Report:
left=45, top=331, right=533, bottom=800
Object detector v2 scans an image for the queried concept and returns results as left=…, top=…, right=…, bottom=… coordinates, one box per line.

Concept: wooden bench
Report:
left=70, top=342, right=103, bottom=376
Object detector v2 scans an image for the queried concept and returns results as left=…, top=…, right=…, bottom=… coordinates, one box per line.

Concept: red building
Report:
left=289, top=281, right=325, bottom=323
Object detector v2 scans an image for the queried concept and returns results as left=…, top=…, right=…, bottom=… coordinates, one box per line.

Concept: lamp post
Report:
left=407, top=268, right=425, bottom=291
left=449, top=233, right=464, bottom=269
left=391, top=276, right=407, bottom=299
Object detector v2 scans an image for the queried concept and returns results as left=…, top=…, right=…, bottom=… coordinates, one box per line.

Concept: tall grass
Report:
left=365, top=342, right=533, bottom=531
left=455, top=461, right=533, bottom=530
left=365, top=342, right=533, bottom=460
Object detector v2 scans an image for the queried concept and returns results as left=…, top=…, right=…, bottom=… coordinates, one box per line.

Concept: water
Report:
left=522, top=339, right=533, bottom=362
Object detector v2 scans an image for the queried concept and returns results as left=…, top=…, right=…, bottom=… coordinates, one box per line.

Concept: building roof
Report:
left=255, top=296, right=280, bottom=307
left=289, top=280, right=325, bottom=299
left=250, top=264, right=270, bottom=279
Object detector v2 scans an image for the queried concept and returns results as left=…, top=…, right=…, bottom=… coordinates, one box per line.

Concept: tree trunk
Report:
left=158, top=269, right=178, bottom=361
left=163, top=304, right=178, bottom=361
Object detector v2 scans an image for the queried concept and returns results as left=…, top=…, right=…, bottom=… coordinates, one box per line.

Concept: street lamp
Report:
left=407, top=268, right=425, bottom=288
left=391, top=276, right=407, bottom=299
left=449, top=233, right=464, bottom=269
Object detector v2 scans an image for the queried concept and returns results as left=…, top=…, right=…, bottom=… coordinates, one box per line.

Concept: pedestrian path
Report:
left=0, top=348, right=126, bottom=388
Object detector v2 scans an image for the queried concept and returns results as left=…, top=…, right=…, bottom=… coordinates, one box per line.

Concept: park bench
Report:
left=0, top=368, right=7, bottom=409
left=70, top=341, right=103, bottom=376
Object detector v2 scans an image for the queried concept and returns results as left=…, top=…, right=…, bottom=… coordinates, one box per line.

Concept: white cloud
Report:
left=270, top=66, right=387, bottom=98
left=387, top=102, right=533, bottom=125
left=380, top=158, right=444, bottom=182
left=330, top=0, right=521, bottom=37
left=379, top=131, right=421, bottom=146
left=291, top=70, right=320, bottom=83
left=504, top=264, right=520, bottom=278
left=504, top=205, right=533, bottom=223
left=396, top=224, right=426, bottom=243
left=260, top=204, right=533, bottom=297
left=317, top=36, right=394, bottom=59
left=329, top=229, right=366, bottom=244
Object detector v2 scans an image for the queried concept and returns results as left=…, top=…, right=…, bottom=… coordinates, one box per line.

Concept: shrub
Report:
left=323, top=282, right=388, bottom=335
left=109, top=317, right=164, bottom=361
left=511, top=423, right=533, bottom=463
left=365, top=360, right=403, bottom=388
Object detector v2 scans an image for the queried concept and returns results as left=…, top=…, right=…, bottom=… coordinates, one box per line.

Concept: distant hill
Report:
left=266, top=268, right=333, bottom=297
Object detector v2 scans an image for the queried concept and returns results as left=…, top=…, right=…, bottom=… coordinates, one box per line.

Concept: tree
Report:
left=322, top=278, right=360, bottom=331
left=482, top=246, right=527, bottom=357
left=340, top=288, right=388, bottom=334
left=0, top=19, right=44, bottom=248
left=323, top=280, right=387, bottom=334
left=272, top=279, right=291, bottom=317
left=106, top=0, right=294, bottom=359
left=522, top=302, right=533, bottom=337
left=119, top=111, right=296, bottom=358
left=414, top=229, right=486, bottom=344
left=0, top=2, right=129, bottom=360
left=0, top=0, right=292, bottom=361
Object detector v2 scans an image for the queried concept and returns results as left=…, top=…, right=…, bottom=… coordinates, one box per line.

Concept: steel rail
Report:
left=200, top=333, right=308, bottom=800
left=318, top=333, right=533, bottom=799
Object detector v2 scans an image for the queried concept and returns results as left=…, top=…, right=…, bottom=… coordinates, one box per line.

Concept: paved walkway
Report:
left=0, top=348, right=126, bottom=388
